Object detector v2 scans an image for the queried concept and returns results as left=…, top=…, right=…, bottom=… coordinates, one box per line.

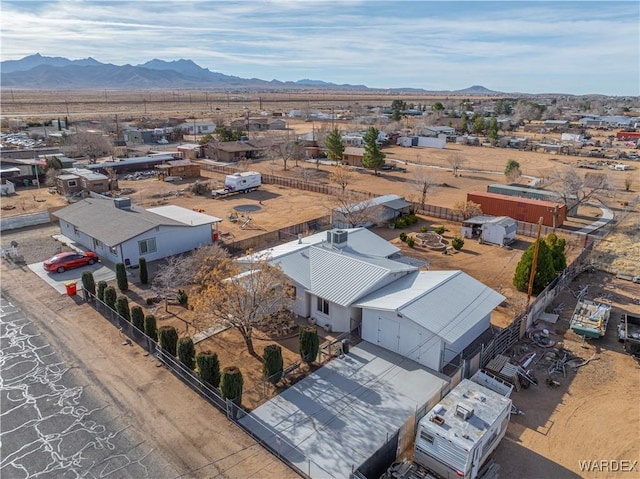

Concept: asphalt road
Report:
left=0, top=296, right=174, bottom=479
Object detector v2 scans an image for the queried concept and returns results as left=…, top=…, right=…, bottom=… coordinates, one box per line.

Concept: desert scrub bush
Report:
left=452, top=236, right=464, bottom=250
left=406, top=236, right=415, bottom=248
left=176, top=289, right=188, bottom=306
left=399, top=232, right=408, bottom=242
left=434, top=225, right=446, bottom=235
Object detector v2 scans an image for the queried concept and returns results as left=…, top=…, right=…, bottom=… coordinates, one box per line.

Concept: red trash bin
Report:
left=65, top=281, right=77, bottom=296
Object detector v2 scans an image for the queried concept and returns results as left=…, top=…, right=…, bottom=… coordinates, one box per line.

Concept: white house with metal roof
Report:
left=332, top=194, right=412, bottom=228
left=53, top=197, right=222, bottom=266
left=241, top=228, right=504, bottom=371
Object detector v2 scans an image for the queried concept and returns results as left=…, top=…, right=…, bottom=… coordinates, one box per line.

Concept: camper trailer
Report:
left=212, top=171, right=261, bottom=197
left=414, top=379, right=512, bottom=479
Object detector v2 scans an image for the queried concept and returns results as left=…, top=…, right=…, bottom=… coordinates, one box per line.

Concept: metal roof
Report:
left=239, top=341, right=447, bottom=479
left=334, top=194, right=411, bottom=215
left=53, top=197, right=187, bottom=246
left=356, top=270, right=505, bottom=343
left=147, top=205, right=221, bottom=225
left=85, top=154, right=175, bottom=170
left=309, top=246, right=415, bottom=307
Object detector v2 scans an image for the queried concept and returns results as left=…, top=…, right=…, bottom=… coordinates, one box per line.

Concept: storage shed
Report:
left=461, top=215, right=517, bottom=246
left=467, top=191, right=566, bottom=227
left=414, top=379, right=512, bottom=479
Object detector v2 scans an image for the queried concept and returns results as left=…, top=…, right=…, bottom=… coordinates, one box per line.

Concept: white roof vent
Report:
left=455, top=404, right=474, bottom=421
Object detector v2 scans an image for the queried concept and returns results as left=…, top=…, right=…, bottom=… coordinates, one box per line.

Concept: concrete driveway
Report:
left=28, top=261, right=116, bottom=295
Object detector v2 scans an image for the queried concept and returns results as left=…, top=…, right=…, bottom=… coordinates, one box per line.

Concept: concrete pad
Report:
left=27, top=262, right=116, bottom=295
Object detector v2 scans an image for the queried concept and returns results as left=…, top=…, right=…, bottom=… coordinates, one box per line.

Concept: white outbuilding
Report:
left=461, top=215, right=517, bottom=246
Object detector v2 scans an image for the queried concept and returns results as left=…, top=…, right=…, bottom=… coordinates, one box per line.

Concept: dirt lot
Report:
left=495, top=270, right=640, bottom=479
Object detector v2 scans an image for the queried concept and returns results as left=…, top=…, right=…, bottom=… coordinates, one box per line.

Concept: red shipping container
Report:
left=467, top=191, right=566, bottom=227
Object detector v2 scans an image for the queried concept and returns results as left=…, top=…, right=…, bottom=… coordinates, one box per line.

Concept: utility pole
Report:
left=526, top=217, right=544, bottom=306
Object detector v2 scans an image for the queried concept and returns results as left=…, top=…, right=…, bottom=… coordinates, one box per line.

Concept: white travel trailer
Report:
left=414, top=379, right=512, bottom=479
left=212, top=171, right=261, bottom=197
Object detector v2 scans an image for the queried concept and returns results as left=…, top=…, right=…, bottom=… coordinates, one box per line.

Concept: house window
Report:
left=138, top=238, right=157, bottom=255
left=110, top=246, right=118, bottom=256
left=420, top=431, right=435, bottom=444
left=68, top=180, right=77, bottom=187
left=316, top=297, right=329, bottom=315
left=93, top=238, right=103, bottom=249
left=73, top=226, right=79, bottom=236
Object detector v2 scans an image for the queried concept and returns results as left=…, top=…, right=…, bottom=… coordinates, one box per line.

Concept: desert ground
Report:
left=2, top=91, right=639, bottom=478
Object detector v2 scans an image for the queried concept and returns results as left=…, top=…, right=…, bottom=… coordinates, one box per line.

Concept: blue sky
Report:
left=2, top=1, right=639, bottom=95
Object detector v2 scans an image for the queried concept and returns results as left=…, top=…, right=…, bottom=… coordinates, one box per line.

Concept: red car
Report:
left=44, top=251, right=99, bottom=273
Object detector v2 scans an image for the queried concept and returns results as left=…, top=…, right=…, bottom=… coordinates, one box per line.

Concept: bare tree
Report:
left=330, top=165, right=353, bottom=194
left=152, top=244, right=229, bottom=311
left=268, top=132, right=304, bottom=171
left=334, top=193, right=383, bottom=227
left=448, top=153, right=466, bottom=177
left=412, top=167, right=439, bottom=212
left=546, top=166, right=610, bottom=206
left=624, top=173, right=633, bottom=192
left=191, top=251, right=292, bottom=358
left=61, top=130, right=114, bottom=161
left=452, top=200, right=482, bottom=220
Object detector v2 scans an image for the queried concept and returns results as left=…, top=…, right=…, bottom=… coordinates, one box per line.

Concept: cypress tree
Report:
left=116, top=262, right=128, bottom=291
left=220, top=366, right=243, bottom=406
left=263, top=344, right=284, bottom=385
left=177, top=337, right=196, bottom=370
left=139, top=257, right=148, bottom=285
left=144, top=314, right=157, bottom=341
left=131, top=306, right=144, bottom=331
left=104, top=286, right=117, bottom=310
left=158, top=326, right=178, bottom=356
left=96, top=280, right=108, bottom=302
left=116, top=296, right=130, bottom=321
left=196, top=351, right=221, bottom=388
left=81, top=271, right=96, bottom=296
left=299, top=326, right=319, bottom=365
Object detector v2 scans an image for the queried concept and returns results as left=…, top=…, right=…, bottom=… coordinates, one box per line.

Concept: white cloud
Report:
left=1, top=0, right=638, bottom=95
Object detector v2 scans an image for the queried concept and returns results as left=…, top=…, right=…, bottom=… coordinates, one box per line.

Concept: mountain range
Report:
left=1, top=53, right=501, bottom=94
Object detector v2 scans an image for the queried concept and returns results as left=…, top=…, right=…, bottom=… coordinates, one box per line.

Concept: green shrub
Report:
left=104, top=286, right=117, bottom=310
left=176, top=289, right=188, bottom=306
left=394, top=217, right=407, bottom=229
left=81, top=271, right=96, bottom=296
left=407, top=214, right=418, bottom=225
left=116, top=263, right=128, bottom=292
left=97, top=281, right=108, bottom=302
left=399, top=232, right=408, bottom=242
left=406, top=236, right=415, bottom=248
left=263, top=344, right=284, bottom=385
left=138, top=257, right=148, bottom=285
left=146, top=297, right=154, bottom=305
left=452, top=236, right=464, bottom=250
left=220, top=366, right=244, bottom=406
left=131, top=306, right=144, bottom=331
left=144, top=314, right=157, bottom=341
left=419, top=226, right=428, bottom=233
left=116, top=296, right=131, bottom=321
left=299, top=326, right=319, bottom=365
left=434, top=225, right=446, bottom=235
left=158, top=326, right=178, bottom=356
left=177, top=337, right=196, bottom=370
left=196, top=351, right=221, bottom=388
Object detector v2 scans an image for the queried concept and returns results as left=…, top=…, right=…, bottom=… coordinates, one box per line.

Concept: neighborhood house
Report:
left=240, top=228, right=504, bottom=372
left=53, top=197, right=222, bottom=266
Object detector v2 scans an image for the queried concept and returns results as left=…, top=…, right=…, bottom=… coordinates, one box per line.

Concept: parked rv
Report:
left=414, top=379, right=512, bottom=479
left=211, top=171, right=261, bottom=198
